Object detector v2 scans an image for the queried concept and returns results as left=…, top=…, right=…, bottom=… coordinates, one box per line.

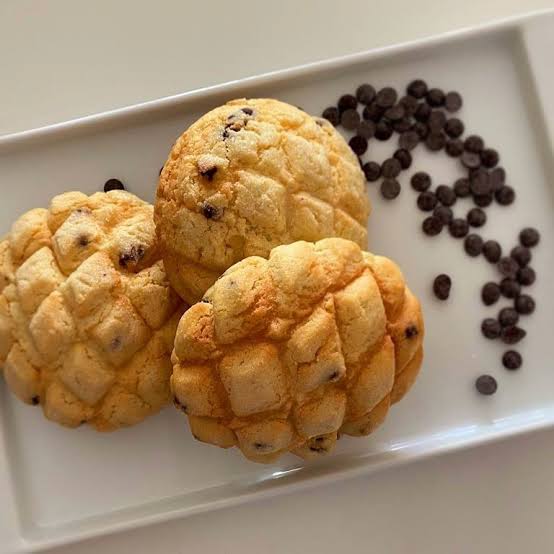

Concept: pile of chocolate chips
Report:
left=322, top=80, right=540, bottom=396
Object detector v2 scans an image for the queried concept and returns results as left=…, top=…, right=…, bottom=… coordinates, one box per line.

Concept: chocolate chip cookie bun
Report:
left=171, top=238, right=423, bottom=463
left=0, top=190, right=184, bottom=431
left=155, top=98, right=370, bottom=304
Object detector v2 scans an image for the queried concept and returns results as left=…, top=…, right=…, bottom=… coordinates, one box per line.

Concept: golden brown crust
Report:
left=155, top=98, right=370, bottom=304
left=0, top=191, right=185, bottom=431
left=171, top=238, right=423, bottom=463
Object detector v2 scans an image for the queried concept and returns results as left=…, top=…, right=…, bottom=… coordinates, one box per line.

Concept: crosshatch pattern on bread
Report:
left=171, top=238, right=424, bottom=463
left=0, top=191, right=184, bottom=431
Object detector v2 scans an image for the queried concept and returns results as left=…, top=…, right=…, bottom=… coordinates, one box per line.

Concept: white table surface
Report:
left=2, top=1, right=554, bottom=552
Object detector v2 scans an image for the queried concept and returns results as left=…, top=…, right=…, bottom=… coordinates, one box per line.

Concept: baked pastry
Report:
left=0, top=190, right=183, bottom=431
left=155, top=98, right=369, bottom=304
left=171, top=238, right=423, bottom=463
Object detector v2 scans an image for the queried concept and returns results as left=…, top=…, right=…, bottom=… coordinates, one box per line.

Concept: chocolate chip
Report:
left=109, top=336, right=122, bottom=352
left=407, top=79, right=428, bottom=99
left=362, top=103, right=385, bottom=122
left=475, top=375, right=497, bottom=395
left=380, top=179, right=401, bottom=199
left=399, top=130, right=420, bottom=150
left=348, top=135, right=368, bottom=155
left=517, top=266, right=536, bottom=286
left=470, top=169, right=492, bottom=196
left=118, top=245, right=145, bottom=268
left=482, top=240, right=502, bottom=263
left=464, top=234, right=483, bottom=256
left=502, top=350, right=522, bottom=370
left=474, top=194, right=493, bottom=208
left=445, top=91, right=463, bottom=112
left=199, top=165, right=217, bottom=181
left=405, top=325, right=419, bottom=338
left=356, top=83, right=376, bottom=105
left=159, top=166, right=164, bottom=176
left=428, top=110, right=446, bottom=132
left=375, top=120, right=393, bottom=141
left=449, top=218, right=469, bottom=238
left=341, top=109, right=360, bottom=130
left=426, top=88, right=445, bottom=107
left=77, top=235, right=90, bottom=247
left=464, top=135, right=484, bottom=153
left=104, top=178, right=125, bottom=192
left=480, top=148, right=499, bottom=168
left=413, top=121, right=429, bottom=140
left=363, top=161, right=381, bottom=182
left=394, top=149, right=412, bottom=169
left=381, top=158, right=402, bottom=178
left=253, top=442, right=272, bottom=451
left=490, top=167, right=506, bottom=191
left=201, top=201, right=221, bottom=220
left=415, top=102, right=431, bottom=122
left=436, top=185, right=456, bottom=206
left=454, top=178, right=471, bottom=198
left=498, top=257, right=518, bottom=278
left=242, top=107, right=254, bottom=115
left=399, top=95, right=419, bottom=116
left=309, top=446, right=327, bottom=453
left=338, top=94, right=357, bottom=113
left=417, top=191, right=437, bottom=211
left=31, top=396, right=40, bottom=405
left=482, top=282, right=501, bottom=305
left=519, top=227, right=540, bottom=247
left=434, top=205, right=453, bottom=225
left=501, top=326, right=526, bottom=345
left=500, top=278, right=521, bottom=299
left=376, top=87, right=398, bottom=108
left=322, top=107, right=340, bottom=126
left=461, top=151, right=481, bottom=169
left=356, top=120, right=375, bottom=139
left=422, top=216, right=443, bottom=236
left=328, top=370, right=340, bottom=382
left=498, top=307, right=519, bottom=327
left=514, top=294, right=535, bottom=315
left=446, top=138, right=464, bottom=157
left=425, top=132, right=446, bottom=151
left=411, top=172, right=431, bottom=192
left=444, top=118, right=464, bottom=138
left=392, top=117, right=413, bottom=133
left=482, top=318, right=501, bottom=339
left=433, top=274, right=451, bottom=300
left=467, top=208, right=486, bottom=227
left=510, top=246, right=531, bottom=267
left=384, top=103, right=405, bottom=121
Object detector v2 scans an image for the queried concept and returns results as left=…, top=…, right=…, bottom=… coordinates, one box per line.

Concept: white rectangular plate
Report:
left=1, top=11, right=553, bottom=553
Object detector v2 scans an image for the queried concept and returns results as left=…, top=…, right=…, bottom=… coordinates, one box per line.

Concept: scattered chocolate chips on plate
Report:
left=464, top=234, right=483, bottom=256
left=363, top=161, right=381, bottom=182
left=380, top=178, right=401, bottom=199
left=104, top=178, right=125, bottom=192
left=502, top=350, right=522, bottom=370
left=482, top=318, right=501, bottom=339
left=482, top=282, right=501, bottom=306
left=411, top=171, right=432, bottom=192
left=323, top=79, right=541, bottom=392
left=433, top=274, right=452, bottom=300
left=475, top=375, right=497, bottom=395
left=422, top=216, right=443, bottom=236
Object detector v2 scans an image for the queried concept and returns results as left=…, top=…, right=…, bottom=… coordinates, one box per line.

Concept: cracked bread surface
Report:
left=0, top=191, right=184, bottom=431
left=155, top=98, right=370, bottom=304
left=171, top=238, right=423, bottom=463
